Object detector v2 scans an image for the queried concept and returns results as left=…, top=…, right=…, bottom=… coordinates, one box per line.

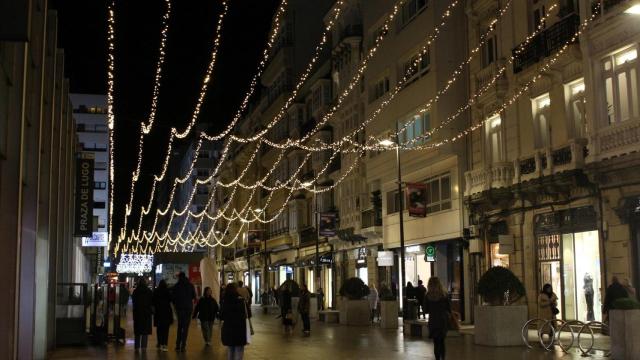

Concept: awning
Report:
left=268, top=259, right=287, bottom=272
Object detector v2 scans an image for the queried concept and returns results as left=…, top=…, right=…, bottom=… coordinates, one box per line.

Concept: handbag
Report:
left=244, top=302, right=255, bottom=336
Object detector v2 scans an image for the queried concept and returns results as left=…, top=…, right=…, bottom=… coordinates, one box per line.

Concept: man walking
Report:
left=172, top=272, right=196, bottom=352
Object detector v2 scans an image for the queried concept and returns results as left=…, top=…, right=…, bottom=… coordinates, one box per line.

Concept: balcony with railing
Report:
left=512, top=13, right=580, bottom=74
left=360, top=208, right=382, bottom=236
left=590, top=119, right=640, bottom=161
left=464, top=162, right=514, bottom=196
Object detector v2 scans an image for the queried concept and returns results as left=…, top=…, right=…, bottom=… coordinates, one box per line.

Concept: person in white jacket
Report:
left=368, top=284, right=379, bottom=323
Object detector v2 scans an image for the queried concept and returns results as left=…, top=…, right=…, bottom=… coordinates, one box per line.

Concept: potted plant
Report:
left=378, top=283, right=399, bottom=329
left=338, top=277, right=370, bottom=326
left=474, top=266, right=528, bottom=346
left=610, top=297, right=640, bottom=359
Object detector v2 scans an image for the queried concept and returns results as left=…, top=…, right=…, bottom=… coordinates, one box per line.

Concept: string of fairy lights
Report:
left=117, top=0, right=290, bottom=246
left=112, top=2, right=599, bottom=257
left=107, top=0, right=116, bottom=247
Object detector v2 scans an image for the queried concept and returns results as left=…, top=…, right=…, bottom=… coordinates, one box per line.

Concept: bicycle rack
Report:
left=521, top=318, right=610, bottom=357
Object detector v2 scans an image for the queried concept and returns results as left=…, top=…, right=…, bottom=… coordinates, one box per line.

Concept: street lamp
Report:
left=379, top=134, right=407, bottom=319
left=302, top=180, right=320, bottom=291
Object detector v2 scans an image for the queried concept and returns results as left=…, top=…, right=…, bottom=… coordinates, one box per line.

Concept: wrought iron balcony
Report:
left=361, top=208, right=382, bottom=229
left=512, top=13, right=580, bottom=74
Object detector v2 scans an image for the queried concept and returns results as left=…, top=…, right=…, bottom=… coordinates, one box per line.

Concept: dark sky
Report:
left=52, top=0, right=280, bottom=245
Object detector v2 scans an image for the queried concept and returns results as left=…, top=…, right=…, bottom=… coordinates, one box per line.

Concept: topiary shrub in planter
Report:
left=477, top=266, right=526, bottom=305
left=610, top=297, right=640, bottom=359
left=338, top=278, right=370, bottom=326
left=474, top=267, right=528, bottom=346
left=339, top=277, right=370, bottom=300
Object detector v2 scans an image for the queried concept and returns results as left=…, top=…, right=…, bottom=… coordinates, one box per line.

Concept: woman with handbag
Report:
left=424, top=277, right=451, bottom=360
left=538, top=283, right=559, bottom=339
left=221, top=283, right=248, bottom=360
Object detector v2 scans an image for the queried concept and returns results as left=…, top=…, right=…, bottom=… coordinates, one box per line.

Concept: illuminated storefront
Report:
left=535, top=206, right=603, bottom=322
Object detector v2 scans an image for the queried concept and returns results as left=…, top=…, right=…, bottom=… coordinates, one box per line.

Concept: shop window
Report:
left=490, top=243, right=510, bottom=268
left=602, top=46, right=639, bottom=124
left=532, top=93, right=551, bottom=149
left=485, top=114, right=504, bottom=164
left=565, top=78, right=586, bottom=138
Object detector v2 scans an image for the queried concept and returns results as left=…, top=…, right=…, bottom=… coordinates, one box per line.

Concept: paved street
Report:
left=50, top=307, right=610, bottom=359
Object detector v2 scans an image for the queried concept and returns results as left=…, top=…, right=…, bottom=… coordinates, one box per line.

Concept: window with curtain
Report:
left=397, top=112, right=431, bottom=147
left=602, top=46, right=639, bottom=124
left=532, top=93, right=551, bottom=149
left=485, top=114, right=504, bottom=164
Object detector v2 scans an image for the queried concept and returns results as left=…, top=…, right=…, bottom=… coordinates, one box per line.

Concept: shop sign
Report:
left=319, top=212, right=337, bottom=237
left=74, top=157, right=94, bottom=237
left=247, top=230, right=262, bottom=247
left=357, top=247, right=367, bottom=267
left=424, top=245, right=436, bottom=262
left=406, top=182, right=427, bottom=217
left=377, top=251, right=394, bottom=267
left=81, top=232, right=108, bottom=247
left=406, top=245, right=421, bottom=253
left=319, top=253, right=333, bottom=264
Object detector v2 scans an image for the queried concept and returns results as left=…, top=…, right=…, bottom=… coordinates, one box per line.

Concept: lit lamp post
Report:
left=302, top=180, right=320, bottom=292
left=379, top=136, right=407, bottom=319
left=254, top=208, right=268, bottom=301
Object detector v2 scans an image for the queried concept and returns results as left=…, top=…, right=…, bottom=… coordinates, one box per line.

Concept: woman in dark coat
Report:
left=424, top=277, right=451, bottom=360
left=152, top=280, right=173, bottom=352
left=131, top=278, right=153, bottom=351
left=220, top=283, right=248, bottom=360
left=280, top=286, right=293, bottom=334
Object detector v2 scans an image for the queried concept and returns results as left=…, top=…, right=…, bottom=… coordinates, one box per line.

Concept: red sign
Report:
left=407, top=183, right=427, bottom=217
left=188, top=263, right=201, bottom=284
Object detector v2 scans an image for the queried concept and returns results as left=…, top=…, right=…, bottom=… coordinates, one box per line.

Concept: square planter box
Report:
left=474, top=305, right=528, bottom=346
left=610, top=309, right=640, bottom=360
left=338, top=297, right=370, bottom=326
left=380, top=300, right=399, bottom=329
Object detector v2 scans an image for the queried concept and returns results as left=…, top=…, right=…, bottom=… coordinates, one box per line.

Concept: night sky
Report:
left=52, top=0, right=280, bottom=242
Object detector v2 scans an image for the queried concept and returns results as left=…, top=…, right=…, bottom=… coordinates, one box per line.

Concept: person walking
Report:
left=237, top=281, right=252, bottom=319
left=298, top=284, right=311, bottom=335
left=424, top=277, right=451, bottom=360
left=220, top=283, right=248, bottom=360
left=171, top=272, right=196, bottom=352
left=603, top=276, right=629, bottom=322
left=416, top=280, right=427, bottom=319
left=316, top=287, right=325, bottom=311
left=152, top=280, right=173, bottom=352
left=368, top=284, right=379, bottom=323
left=280, top=285, right=293, bottom=334
left=538, top=284, right=559, bottom=338
left=131, top=278, right=153, bottom=352
left=193, top=286, right=220, bottom=346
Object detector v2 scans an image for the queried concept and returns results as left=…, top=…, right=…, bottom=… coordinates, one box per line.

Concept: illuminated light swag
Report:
left=116, top=254, right=154, bottom=274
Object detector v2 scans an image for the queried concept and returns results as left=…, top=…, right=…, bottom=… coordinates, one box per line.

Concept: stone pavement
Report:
left=50, top=307, right=610, bottom=359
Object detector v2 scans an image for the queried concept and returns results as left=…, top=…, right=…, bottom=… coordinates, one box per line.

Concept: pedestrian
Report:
left=220, top=283, right=248, bottom=360
left=193, top=286, right=220, bottom=346
left=152, top=280, right=173, bottom=352
left=416, top=280, right=427, bottom=319
left=405, top=281, right=416, bottom=300
left=317, top=287, right=325, bottom=310
left=131, top=278, right=153, bottom=352
left=538, top=283, right=559, bottom=338
left=298, top=284, right=311, bottom=335
left=621, top=278, right=637, bottom=299
left=603, top=276, right=629, bottom=323
left=119, top=284, right=130, bottom=317
left=368, top=284, right=379, bottom=322
left=280, top=285, right=293, bottom=334
left=424, top=277, right=451, bottom=360
left=171, top=272, right=196, bottom=352
left=237, top=281, right=252, bottom=318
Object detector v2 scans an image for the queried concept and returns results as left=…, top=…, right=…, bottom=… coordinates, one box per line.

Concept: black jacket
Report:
left=220, top=295, right=247, bottom=346
left=171, top=278, right=196, bottom=311
left=152, top=286, right=173, bottom=327
left=603, top=282, right=629, bottom=313
left=424, top=296, right=451, bottom=339
left=193, top=296, right=219, bottom=322
left=132, top=285, right=153, bottom=335
left=416, top=285, right=427, bottom=303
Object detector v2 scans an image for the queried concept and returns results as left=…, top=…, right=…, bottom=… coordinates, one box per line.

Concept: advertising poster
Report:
left=319, top=212, right=337, bottom=237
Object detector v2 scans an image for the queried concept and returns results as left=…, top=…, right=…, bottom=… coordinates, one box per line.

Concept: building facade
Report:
left=463, top=0, right=640, bottom=322
left=0, top=1, right=78, bottom=357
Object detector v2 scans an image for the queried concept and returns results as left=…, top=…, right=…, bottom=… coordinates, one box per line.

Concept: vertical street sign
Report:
left=74, top=157, right=94, bottom=237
